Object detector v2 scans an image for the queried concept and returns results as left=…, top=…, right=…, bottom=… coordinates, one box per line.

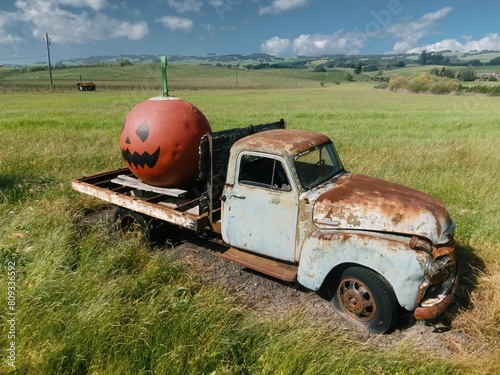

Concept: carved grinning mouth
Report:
left=121, top=147, right=160, bottom=169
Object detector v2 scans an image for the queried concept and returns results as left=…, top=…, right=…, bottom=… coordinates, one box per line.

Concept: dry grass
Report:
left=455, top=261, right=500, bottom=340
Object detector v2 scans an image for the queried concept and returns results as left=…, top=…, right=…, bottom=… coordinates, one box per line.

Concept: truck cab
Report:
left=222, top=129, right=339, bottom=262
left=221, top=129, right=458, bottom=333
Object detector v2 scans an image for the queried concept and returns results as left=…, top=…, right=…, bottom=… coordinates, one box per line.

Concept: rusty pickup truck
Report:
left=71, top=120, right=458, bottom=333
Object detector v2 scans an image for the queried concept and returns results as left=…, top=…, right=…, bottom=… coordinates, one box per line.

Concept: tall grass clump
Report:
left=388, top=73, right=459, bottom=94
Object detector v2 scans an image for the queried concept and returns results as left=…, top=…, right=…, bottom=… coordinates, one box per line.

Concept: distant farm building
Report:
left=475, top=72, right=500, bottom=80
left=77, top=82, right=96, bottom=91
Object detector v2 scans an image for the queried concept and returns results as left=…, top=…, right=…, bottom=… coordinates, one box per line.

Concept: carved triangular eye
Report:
left=136, top=121, right=149, bottom=142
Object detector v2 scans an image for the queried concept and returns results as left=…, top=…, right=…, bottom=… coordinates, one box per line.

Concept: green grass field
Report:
left=0, top=63, right=354, bottom=91
left=0, top=83, right=499, bottom=374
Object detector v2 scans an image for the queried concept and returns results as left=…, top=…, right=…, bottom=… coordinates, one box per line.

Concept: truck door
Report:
left=222, top=152, right=298, bottom=262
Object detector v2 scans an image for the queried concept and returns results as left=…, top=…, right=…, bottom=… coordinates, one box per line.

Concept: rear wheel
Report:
left=112, top=207, right=152, bottom=242
left=330, top=266, right=398, bottom=334
left=112, top=207, right=180, bottom=245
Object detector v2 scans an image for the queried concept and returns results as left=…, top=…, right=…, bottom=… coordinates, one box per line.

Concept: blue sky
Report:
left=1, top=0, right=499, bottom=64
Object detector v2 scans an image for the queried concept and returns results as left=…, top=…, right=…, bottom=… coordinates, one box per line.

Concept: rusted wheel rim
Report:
left=118, top=214, right=143, bottom=238
left=337, top=277, right=376, bottom=322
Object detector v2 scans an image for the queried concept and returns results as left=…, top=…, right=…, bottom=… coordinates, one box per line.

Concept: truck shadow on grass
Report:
left=448, top=242, right=485, bottom=315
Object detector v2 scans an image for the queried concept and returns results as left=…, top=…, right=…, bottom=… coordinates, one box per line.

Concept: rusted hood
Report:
left=312, top=173, right=452, bottom=244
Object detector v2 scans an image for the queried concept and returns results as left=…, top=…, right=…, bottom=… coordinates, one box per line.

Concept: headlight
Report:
left=409, top=236, right=432, bottom=253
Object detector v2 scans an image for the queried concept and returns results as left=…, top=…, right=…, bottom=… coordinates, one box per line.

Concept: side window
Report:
left=238, top=154, right=291, bottom=191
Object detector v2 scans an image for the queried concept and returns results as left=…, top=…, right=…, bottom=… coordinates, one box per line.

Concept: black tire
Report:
left=112, top=207, right=152, bottom=242
left=330, top=266, right=398, bottom=334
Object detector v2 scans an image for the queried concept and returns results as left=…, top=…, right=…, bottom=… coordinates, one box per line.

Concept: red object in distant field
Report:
left=120, top=96, right=212, bottom=187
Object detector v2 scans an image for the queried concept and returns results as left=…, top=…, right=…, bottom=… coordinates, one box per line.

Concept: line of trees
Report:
left=419, top=50, right=500, bottom=67
left=429, top=67, right=477, bottom=81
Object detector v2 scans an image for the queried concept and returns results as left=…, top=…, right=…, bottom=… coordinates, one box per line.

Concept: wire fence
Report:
left=0, top=69, right=353, bottom=92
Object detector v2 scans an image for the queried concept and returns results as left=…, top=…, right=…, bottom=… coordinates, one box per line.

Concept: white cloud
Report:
left=57, top=0, right=108, bottom=11
left=111, top=21, right=149, bottom=41
left=0, top=33, right=26, bottom=49
left=385, top=6, right=500, bottom=54
left=260, top=36, right=292, bottom=56
left=208, top=0, right=223, bottom=6
left=259, top=0, right=310, bottom=15
left=387, top=7, right=453, bottom=53
left=156, top=15, right=194, bottom=33
left=407, top=33, right=500, bottom=54
left=167, top=0, right=202, bottom=14
left=0, top=0, right=148, bottom=46
left=261, top=30, right=367, bottom=57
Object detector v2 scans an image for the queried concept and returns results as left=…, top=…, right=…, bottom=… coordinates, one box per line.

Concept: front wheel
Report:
left=330, top=266, right=398, bottom=334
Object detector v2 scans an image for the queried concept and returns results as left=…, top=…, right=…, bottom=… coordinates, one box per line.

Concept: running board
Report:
left=219, top=247, right=298, bottom=283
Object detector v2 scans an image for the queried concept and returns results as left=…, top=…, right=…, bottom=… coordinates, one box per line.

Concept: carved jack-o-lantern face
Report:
left=120, top=97, right=212, bottom=187
left=121, top=120, right=160, bottom=169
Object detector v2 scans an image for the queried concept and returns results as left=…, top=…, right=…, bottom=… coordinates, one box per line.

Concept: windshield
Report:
left=294, top=142, right=344, bottom=189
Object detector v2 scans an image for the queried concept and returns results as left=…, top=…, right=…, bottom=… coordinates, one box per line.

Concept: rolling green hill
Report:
left=1, top=50, right=500, bottom=92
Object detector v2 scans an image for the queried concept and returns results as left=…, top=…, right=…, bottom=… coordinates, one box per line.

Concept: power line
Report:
left=0, top=55, right=46, bottom=62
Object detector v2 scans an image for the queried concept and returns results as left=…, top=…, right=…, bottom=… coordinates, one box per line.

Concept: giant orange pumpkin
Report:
left=120, top=96, right=212, bottom=187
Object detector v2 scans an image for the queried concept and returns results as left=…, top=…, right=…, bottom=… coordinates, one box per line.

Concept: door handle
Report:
left=232, top=193, right=246, bottom=199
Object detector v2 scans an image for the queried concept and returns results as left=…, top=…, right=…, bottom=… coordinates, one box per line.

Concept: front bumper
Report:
left=414, top=262, right=459, bottom=320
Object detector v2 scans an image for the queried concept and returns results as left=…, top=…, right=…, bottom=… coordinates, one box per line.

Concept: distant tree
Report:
left=314, top=64, right=326, bottom=72
left=488, top=75, right=498, bottom=82
left=354, top=61, right=363, bottom=74
left=440, top=67, right=456, bottom=79
left=426, top=52, right=449, bottom=66
left=458, top=68, right=476, bottom=82
left=363, top=64, right=378, bottom=72
left=28, top=65, right=46, bottom=72
left=487, top=56, right=500, bottom=65
left=345, top=73, right=355, bottom=82
left=396, top=60, right=405, bottom=68
left=468, top=59, right=483, bottom=67
left=419, top=50, right=428, bottom=65
left=118, top=59, right=132, bottom=67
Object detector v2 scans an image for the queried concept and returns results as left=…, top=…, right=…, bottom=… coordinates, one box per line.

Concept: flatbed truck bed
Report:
left=70, top=168, right=218, bottom=233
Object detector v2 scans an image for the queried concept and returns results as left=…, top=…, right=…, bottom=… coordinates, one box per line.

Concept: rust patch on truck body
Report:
left=231, top=129, right=331, bottom=158
left=313, top=173, right=452, bottom=245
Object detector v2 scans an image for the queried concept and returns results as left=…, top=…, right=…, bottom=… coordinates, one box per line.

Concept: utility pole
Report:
left=44, top=32, right=54, bottom=92
left=235, top=61, right=239, bottom=89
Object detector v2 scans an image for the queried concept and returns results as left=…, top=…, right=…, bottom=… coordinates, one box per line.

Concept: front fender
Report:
left=297, top=230, right=429, bottom=311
